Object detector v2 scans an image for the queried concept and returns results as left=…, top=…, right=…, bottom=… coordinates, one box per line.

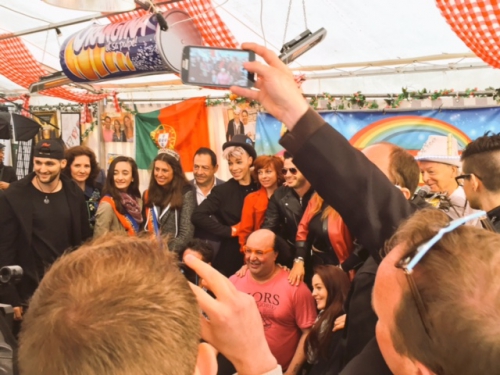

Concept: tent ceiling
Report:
left=0, top=0, right=495, bottom=99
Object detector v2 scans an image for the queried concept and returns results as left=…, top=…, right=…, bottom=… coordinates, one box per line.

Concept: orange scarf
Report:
left=100, top=195, right=139, bottom=236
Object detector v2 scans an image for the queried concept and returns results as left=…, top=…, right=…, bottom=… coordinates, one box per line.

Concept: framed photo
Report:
left=61, top=112, right=81, bottom=148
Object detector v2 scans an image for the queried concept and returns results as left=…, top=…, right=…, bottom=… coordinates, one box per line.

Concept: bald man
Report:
left=230, top=229, right=317, bottom=374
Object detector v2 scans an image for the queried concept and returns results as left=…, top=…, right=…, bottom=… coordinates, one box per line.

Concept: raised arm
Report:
left=231, top=43, right=413, bottom=258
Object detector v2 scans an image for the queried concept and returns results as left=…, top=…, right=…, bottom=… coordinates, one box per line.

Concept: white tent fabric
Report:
left=0, top=0, right=499, bottom=101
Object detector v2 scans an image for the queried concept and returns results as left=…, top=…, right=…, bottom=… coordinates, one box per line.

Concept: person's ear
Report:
left=414, top=360, right=436, bottom=375
left=471, top=174, right=481, bottom=192
left=399, top=187, right=411, bottom=200
left=60, top=159, right=67, bottom=169
left=214, top=165, right=219, bottom=174
left=194, top=342, right=218, bottom=375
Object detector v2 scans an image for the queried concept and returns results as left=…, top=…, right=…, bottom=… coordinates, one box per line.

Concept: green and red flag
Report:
left=135, top=97, right=209, bottom=171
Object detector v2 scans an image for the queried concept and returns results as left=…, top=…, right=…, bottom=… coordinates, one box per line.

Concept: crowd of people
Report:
left=0, top=43, right=499, bottom=375
left=189, top=53, right=249, bottom=86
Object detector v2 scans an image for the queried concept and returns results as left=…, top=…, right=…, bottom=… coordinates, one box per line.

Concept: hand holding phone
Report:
left=181, top=46, right=255, bottom=88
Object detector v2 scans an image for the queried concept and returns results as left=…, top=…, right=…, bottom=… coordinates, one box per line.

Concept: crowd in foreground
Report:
left=0, top=43, right=499, bottom=375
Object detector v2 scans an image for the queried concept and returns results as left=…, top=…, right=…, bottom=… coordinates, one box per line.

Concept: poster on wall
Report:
left=225, top=105, right=257, bottom=143
left=101, top=112, right=135, bottom=143
left=61, top=112, right=81, bottom=148
left=255, top=107, right=500, bottom=156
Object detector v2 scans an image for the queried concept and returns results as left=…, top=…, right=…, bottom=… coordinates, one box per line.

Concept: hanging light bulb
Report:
left=41, top=0, right=136, bottom=12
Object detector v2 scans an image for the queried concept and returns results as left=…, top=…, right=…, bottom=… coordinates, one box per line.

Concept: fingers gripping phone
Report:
left=181, top=46, right=255, bottom=88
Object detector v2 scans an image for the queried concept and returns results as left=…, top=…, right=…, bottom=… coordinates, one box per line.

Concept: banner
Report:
left=135, top=97, right=210, bottom=171
left=255, top=107, right=500, bottom=155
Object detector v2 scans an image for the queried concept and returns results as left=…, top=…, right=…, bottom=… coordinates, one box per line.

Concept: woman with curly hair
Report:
left=63, top=146, right=103, bottom=232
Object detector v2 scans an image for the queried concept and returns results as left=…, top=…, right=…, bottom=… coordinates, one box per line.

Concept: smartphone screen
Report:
left=181, top=46, right=255, bottom=88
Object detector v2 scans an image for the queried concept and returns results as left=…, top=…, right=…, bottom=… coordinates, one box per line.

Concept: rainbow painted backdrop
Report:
left=255, top=107, right=500, bottom=155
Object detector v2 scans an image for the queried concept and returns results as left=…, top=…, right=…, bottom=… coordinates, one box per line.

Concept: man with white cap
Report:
left=415, top=134, right=480, bottom=224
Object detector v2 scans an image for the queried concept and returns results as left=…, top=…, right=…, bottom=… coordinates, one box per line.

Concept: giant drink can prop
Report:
left=60, top=9, right=202, bottom=82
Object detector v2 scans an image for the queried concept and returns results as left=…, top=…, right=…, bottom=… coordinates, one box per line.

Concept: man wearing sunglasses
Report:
left=459, top=131, right=500, bottom=232
left=261, top=152, right=314, bottom=273
left=229, top=43, right=499, bottom=375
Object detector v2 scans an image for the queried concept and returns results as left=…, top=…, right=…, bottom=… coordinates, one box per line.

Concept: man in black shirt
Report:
left=0, top=143, right=17, bottom=190
left=0, top=139, right=91, bottom=321
left=261, top=151, right=313, bottom=279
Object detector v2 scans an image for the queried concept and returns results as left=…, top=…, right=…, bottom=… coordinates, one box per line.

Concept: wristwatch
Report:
left=294, top=257, right=304, bottom=264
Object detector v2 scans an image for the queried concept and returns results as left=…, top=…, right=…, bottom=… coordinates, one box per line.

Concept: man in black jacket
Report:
left=0, top=139, right=91, bottom=321
left=0, top=144, right=17, bottom=190
left=261, top=151, right=313, bottom=273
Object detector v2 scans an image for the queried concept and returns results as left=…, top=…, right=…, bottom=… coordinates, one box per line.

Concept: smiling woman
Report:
left=93, top=156, right=142, bottom=238
left=191, top=135, right=259, bottom=277
left=142, top=150, right=195, bottom=254
left=63, top=146, right=102, bottom=232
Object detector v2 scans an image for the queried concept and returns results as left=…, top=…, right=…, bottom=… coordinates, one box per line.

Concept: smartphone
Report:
left=179, top=262, right=199, bottom=286
left=181, top=46, right=255, bottom=88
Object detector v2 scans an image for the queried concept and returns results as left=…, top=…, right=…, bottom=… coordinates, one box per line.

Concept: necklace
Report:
left=35, top=177, right=60, bottom=204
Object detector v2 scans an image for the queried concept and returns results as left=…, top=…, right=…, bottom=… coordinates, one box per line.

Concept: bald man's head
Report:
left=363, top=142, right=420, bottom=199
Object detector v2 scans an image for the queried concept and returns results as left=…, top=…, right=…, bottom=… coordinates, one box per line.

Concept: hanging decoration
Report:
left=107, top=0, right=238, bottom=48
left=437, top=0, right=500, bottom=69
left=0, top=37, right=108, bottom=103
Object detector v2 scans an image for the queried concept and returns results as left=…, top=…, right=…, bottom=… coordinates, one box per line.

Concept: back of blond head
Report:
left=19, top=234, right=200, bottom=375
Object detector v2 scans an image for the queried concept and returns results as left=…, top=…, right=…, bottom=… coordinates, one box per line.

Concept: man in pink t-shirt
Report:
left=230, top=229, right=317, bottom=374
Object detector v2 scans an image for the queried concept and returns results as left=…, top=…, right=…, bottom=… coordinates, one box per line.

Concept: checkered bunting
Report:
left=437, top=0, right=500, bottom=68
left=107, top=0, right=239, bottom=48
left=0, top=37, right=108, bottom=103
left=0, top=0, right=237, bottom=103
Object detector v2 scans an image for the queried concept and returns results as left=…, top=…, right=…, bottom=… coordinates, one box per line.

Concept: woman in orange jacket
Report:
left=238, top=155, right=285, bottom=248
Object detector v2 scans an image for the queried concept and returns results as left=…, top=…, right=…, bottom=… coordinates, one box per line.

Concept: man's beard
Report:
left=36, top=171, right=60, bottom=185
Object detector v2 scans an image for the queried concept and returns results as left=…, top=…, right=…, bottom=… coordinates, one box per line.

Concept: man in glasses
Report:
left=459, top=131, right=500, bottom=232
left=262, top=151, right=314, bottom=273
left=230, top=229, right=317, bottom=374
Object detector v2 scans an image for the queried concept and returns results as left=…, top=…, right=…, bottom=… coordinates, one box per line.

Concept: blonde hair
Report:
left=19, top=234, right=200, bottom=375
left=223, top=146, right=249, bottom=160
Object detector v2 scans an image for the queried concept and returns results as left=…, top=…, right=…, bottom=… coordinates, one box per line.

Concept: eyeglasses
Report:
left=455, top=173, right=482, bottom=185
left=241, top=246, right=274, bottom=256
left=281, top=167, right=298, bottom=175
left=396, top=210, right=486, bottom=339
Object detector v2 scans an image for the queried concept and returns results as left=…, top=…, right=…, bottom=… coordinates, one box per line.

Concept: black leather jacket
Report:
left=261, top=185, right=314, bottom=249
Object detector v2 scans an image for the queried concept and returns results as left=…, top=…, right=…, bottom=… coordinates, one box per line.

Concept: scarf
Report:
left=119, top=192, right=143, bottom=223
left=100, top=195, right=141, bottom=236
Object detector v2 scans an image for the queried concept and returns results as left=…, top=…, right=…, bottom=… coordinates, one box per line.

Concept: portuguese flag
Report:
left=135, top=97, right=209, bottom=171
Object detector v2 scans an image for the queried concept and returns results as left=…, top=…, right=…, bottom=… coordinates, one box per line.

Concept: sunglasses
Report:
left=281, top=168, right=298, bottom=175
left=397, top=210, right=486, bottom=339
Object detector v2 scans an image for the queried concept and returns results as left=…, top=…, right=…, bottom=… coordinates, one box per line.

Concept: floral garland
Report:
left=206, top=93, right=260, bottom=109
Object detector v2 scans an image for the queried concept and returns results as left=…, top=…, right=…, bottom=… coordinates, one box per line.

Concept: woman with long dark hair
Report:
left=123, top=115, right=134, bottom=142
left=305, top=265, right=351, bottom=375
left=94, top=156, right=142, bottom=237
left=143, top=150, right=195, bottom=253
left=63, top=146, right=102, bottom=232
